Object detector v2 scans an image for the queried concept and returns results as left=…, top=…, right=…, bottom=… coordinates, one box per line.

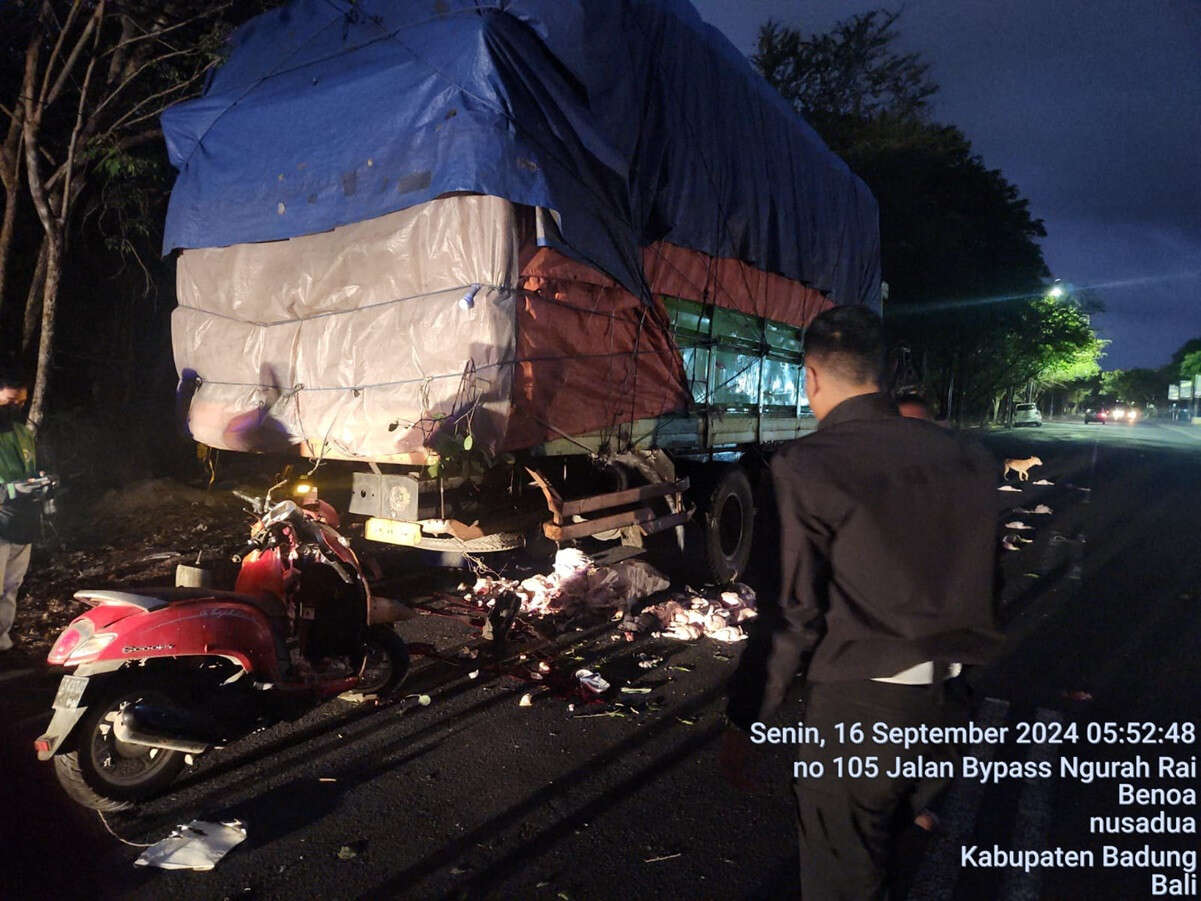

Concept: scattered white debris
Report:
left=518, top=693, right=533, bottom=707
left=472, top=549, right=670, bottom=617
left=1001, top=535, right=1022, bottom=552
left=135, top=820, right=247, bottom=871
left=999, top=485, right=1022, bottom=492
left=1013, top=504, right=1053, bottom=515
left=1004, top=521, right=1033, bottom=530
left=635, top=583, right=757, bottom=643
left=468, top=670, right=480, bottom=680
left=1033, top=479, right=1054, bottom=486
left=575, top=669, right=611, bottom=694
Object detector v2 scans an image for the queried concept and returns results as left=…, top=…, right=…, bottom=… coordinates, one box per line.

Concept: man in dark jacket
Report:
left=723, top=306, right=1002, bottom=899
left=0, top=368, right=38, bottom=653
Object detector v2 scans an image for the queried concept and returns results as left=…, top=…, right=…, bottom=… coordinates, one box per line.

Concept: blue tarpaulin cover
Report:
left=162, top=0, right=880, bottom=310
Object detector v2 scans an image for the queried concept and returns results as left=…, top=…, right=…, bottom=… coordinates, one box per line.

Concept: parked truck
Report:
left=162, top=0, right=881, bottom=584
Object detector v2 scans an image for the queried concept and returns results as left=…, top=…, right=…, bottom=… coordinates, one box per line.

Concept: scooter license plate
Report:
left=53, top=675, right=89, bottom=709
left=364, top=517, right=423, bottom=547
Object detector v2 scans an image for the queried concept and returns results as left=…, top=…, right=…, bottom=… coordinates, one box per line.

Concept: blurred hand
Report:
left=719, top=726, right=757, bottom=792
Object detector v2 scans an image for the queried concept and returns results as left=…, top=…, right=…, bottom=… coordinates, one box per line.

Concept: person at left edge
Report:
left=0, top=367, right=38, bottom=653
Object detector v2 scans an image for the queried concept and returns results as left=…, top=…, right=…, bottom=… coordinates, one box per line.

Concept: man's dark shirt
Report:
left=728, top=392, right=1003, bottom=730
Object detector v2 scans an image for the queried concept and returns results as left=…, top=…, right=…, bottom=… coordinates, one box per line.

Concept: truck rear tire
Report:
left=702, top=465, right=754, bottom=584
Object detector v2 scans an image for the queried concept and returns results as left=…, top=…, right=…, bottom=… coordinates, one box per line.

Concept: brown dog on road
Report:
left=1002, top=456, right=1043, bottom=481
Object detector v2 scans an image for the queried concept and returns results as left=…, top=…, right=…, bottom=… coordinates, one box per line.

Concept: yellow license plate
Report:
left=364, top=517, right=423, bottom=547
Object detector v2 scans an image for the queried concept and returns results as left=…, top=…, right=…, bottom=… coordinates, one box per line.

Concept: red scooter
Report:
left=36, top=481, right=410, bottom=811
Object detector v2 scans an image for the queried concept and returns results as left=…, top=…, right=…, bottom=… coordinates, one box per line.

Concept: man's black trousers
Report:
left=793, top=677, right=971, bottom=900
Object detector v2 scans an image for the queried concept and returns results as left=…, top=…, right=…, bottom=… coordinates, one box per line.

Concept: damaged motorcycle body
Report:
left=36, top=494, right=409, bottom=811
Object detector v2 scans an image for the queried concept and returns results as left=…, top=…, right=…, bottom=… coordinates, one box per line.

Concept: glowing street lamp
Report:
left=1046, top=280, right=1065, bottom=299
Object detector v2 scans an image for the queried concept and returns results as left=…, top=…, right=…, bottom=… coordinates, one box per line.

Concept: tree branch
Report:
left=93, top=60, right=211, bottom=140
left=89, top=44, right=202, bottom=125
left=102, top=2, right=233, bottom=58
left=60, top=27, right=103, bottom=227
left=37, top=0, right=86, bottom=106
left=0, top=101, right=20, bottom=128
left=43, top=2, right=106, bottom=112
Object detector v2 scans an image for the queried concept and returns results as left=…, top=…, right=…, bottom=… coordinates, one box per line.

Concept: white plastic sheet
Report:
left=174, top=195, right=521, bottom=458
left=134, top=820, right=247, bottom=871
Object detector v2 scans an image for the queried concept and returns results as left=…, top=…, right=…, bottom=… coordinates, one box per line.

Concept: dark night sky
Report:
left=693, top=0, right=1201, bottom=370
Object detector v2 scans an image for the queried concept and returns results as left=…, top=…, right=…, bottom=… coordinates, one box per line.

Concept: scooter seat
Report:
left=75, top=587, right=287, bottom=620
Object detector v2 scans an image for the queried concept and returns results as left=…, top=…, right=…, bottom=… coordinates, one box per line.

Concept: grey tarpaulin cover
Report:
left=175, top=195, right=520, bottom=458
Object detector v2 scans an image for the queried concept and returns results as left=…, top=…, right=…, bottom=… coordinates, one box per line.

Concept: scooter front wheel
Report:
left=53, top=686, right=186, bottom=811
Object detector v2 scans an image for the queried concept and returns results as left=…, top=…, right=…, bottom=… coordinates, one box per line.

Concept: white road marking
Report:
left=1001, top=708, right=1062, bottom=901
left=908, top=696, right=1012, bottom=901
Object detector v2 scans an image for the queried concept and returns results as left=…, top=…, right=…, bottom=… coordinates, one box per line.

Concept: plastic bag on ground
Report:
left=134, top=820, right=247, bottom=871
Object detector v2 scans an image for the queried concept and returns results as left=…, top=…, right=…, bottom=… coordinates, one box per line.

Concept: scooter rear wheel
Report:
left=340, top=625, right=410, bottom=703
left=54, top=686, right=187, bottom=811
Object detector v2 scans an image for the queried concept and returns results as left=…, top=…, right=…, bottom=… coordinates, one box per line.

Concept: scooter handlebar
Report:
left=232, top=490, right=262, bottom=512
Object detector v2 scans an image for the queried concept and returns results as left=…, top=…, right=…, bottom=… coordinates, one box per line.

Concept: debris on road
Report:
left=633, top=584, right=757, bottom=643
left=1001, top=536, right=1023, bottom=552
left=469, top=549, right=670, bottom=618
left=518, top=693, right=534, bottom=707
left=998, top=485, right=1022, bottom=492
left=1003, top=521, right=1033, bottom=530
left=337, top=842, right=367, bottom=860
left=575, top=669, right=611, bottom=694
left=1061, top=689, right=1095, bottom=702
left=573, top=709, right=627, bottom=719
left=467, top=549, right=755, bottom=644
left=645, top=852, right=683, bottom=863
left=1032, top=479, right=1054, bottom=486
left=1014, top=504, right=1053, bottom=515
left=134, top=820, right=247, bottom=871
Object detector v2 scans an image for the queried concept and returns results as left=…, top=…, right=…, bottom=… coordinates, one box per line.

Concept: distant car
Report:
left=1013, top=402, right=1042, bottom=427
left=1084, top=408, right=1109, bottom=423
left=1110, top=405, right=1140, bottom=423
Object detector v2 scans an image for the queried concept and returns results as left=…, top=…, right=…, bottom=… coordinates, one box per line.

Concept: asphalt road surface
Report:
left=3, top=419, right=1199, bottom=900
